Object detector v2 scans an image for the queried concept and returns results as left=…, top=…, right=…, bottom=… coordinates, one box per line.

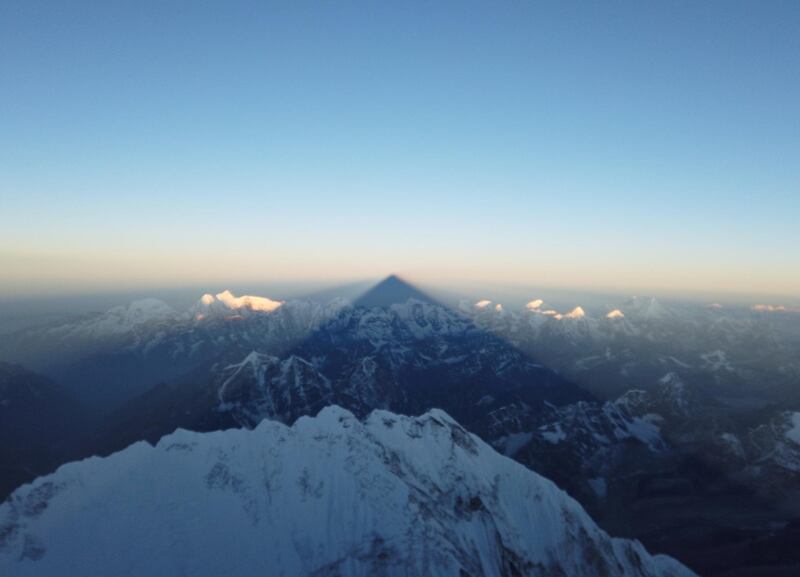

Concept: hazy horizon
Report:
left=3, top=264, right=800, bottom=303
left=1, top=273, right=798, bottom=313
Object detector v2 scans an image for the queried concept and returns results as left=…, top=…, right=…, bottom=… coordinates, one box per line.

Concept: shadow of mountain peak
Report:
left=354, top=275, right=437, bottom=308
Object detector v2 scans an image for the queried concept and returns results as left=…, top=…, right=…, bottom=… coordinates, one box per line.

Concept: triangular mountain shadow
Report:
left=96, top=274, right=594, bottom=463
left=353, top=274, right=437, bottom=308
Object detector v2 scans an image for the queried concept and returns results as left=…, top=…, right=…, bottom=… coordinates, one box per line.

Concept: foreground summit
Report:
left=0, top=407, right=694, bottom=577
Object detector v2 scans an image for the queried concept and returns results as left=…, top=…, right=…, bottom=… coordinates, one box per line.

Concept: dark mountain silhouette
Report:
left=354, top=274, right=436, bottom=307
left=0, top=363, right=95, bottom=500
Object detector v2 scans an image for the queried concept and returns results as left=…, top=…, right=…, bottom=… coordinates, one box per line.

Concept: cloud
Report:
left=474, top=300, right=492, bottom=309
left=606, top=309, right=625, bottom=319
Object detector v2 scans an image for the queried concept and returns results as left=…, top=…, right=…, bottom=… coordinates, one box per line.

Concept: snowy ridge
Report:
left=537, top=400, right=664, bottom=451
left=216, top=352, right=333, bottom=426
left=0, top=407, right=694, bottom=577
left=747, top=410, right=800, bottom=473
left=46, top=298, right=178, bottom=338
left=488, top=392, right=667, bottom=496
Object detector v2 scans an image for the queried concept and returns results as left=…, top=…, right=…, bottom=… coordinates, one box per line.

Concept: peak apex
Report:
left=380, top=273, right=407, bottom=284
left=354, top=275, right=435, bottom=308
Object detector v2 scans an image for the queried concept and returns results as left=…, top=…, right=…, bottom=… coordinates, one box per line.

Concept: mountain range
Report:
left=1, top=276, right=798, bottom=575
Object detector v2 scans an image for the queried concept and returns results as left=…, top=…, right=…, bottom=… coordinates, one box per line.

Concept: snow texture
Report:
left=0, top=407, right=695, bottom=577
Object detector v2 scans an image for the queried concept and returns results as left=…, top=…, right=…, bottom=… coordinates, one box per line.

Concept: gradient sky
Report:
left=1, top=1, right=798, bottom=298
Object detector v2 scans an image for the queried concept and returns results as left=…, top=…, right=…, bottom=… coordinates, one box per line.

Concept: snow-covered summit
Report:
left=0, top=406, right=694, bottom=577
left=47, top=298, right=178, bottom=338
left=563, top=306, right=586, bottom=320
left=526, top=299, right=544, bottom=310
left=194, top=290, right=283, bottom=315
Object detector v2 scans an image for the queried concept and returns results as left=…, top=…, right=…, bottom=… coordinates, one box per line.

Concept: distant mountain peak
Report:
left=354, top=275, right=435, bottom=307
left=624, top=296, right=671, bottom=320
left=563, top=306, right=586, bottom=320
left=194, top=290, right=283, bottom=314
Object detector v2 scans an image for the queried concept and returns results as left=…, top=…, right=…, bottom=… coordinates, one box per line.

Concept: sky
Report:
left=1, top=1, right=799, bottom=300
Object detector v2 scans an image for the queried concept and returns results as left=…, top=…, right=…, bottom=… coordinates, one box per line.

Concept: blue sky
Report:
left=1, top=1, right=798, bottom=298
